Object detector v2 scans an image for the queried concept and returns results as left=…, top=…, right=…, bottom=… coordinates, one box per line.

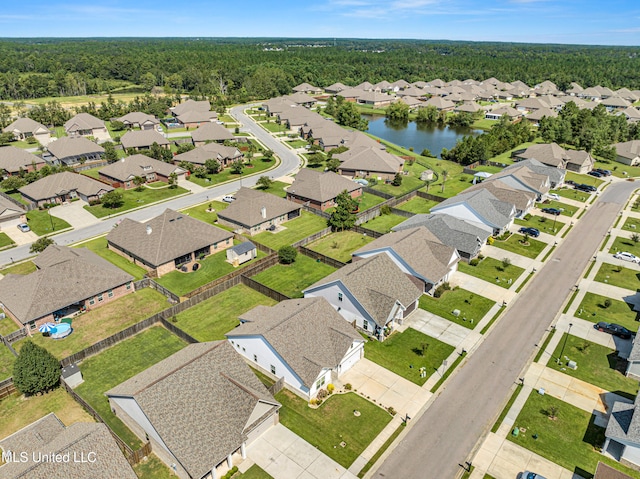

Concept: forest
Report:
left=0, top=38, right=638, bottom=102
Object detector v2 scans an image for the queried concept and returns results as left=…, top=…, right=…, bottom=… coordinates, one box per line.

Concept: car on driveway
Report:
left=594, top=321, right=633, bottom=340
left=520, top=473, right=547, bottom=479
left=588, top=170, right=603, bottom=178
left=17, top=223, right=30, bottom=232
left=613, top=252, right=640, bottom=263
left=222, top=195, right=236, bottom=203
left=541, top=207, right=562, bottom=215
left=594, top=168, right=611, bottom=176
left=547, top=193, right=560, bottom=201
left=518, top=227, right=540, bottom=237
left=575, top=183, right=597, bottom=192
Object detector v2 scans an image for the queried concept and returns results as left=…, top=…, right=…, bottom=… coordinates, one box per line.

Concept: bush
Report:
left=387, top=406, right=397, bottom=416
left=221, top=466, right=238, bottom=479
left=344, top=383, right=352, bottom=390
left=88, top=199, right=101, bottom=206
left=327, top=383, right=335, bottom=394
left=278, top=245, right=298, bottom=264
left=603, top=298, right=612, bottom=309
left=477, top=254, right=485, bottom=260
left=469, top=258, right=479, bottom=266
left=13, top=340, right=60, bottom=395
left=316, top=388, right=328, bottom=400
left=487, top=236, right=495, bottom=245
left=380, top=205, right=392, bottom=215
left=433, top=282, right=451, bottom=298
left=392, top=172, right=403, bottom=186
left=30, top=236, right=55, bottom=253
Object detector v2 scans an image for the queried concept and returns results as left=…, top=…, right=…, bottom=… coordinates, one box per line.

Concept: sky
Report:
left=0, top=0, right=639, bottom=46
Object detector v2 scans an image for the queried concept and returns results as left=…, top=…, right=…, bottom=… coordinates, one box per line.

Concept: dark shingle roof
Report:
left=230, top=241, right=256, bottom=256
left=605, top=401, right=640, bottom=444
left=46, top=136, right=105, bottom=161
left=18, top=171, right=112, bottom=202
left=217, top=187, right=301, bottom=228
left=288, top=168, right=361, bottom=203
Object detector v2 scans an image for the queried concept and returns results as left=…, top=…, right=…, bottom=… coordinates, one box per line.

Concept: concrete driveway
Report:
left=2, top=226, right=38, bottom=246
left=405, top=309, right=471, bottom=348
left=48, top=201, right=99, bottom=230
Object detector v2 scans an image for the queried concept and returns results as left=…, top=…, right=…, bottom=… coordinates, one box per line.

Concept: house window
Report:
left=363, top=320, right=369, bottom=331
left=270, top=365, right=276, bottom=375
left=316, top=376, right=325, bottom=389
left=253, top=354, right=257, bottom=362
left=226, top=239, right=230, bottom=245
left=338, top=292, right=343, bottom=302
left=126, top=282, right=132, bottom=290
left=97, top=294, right=103, bottom=302
left=107, top=289, right=113, bottom=298
left=29, top=321, right=36, bottom=330
left=89, top=298, right=95, bottom=305
left=231, top=341, right=234, bottom=346
left=242, top=347, right=246, bottom=352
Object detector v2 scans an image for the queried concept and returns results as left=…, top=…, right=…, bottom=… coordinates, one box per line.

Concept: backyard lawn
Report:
left=0, top=344, right=16, bottom=380
left=0, top=260, right=36, bottom=276
left=324, top=193, right=386, bottom=214
left=80, top=167, right=101, bottom=180
left=491, top=233, right=547, bottom=259
left=133, top=454, right=175, bottom=479
left=369, top=162, right=426, bottom=197
left=256, top=180, right=290, bottom=198
left=155, top=243, right=266, bottom=297
left=26, top=209, right=72, bottom=236
left=75, top=326, right=186, bottom=449
left=0, top=317, right=20, bottom=336
left=364, top=328, right=454, bottom=385
left=253, top=211, right=328, bottom=250
left=609, top=235, right=640, bottom=257
left=181, top=200, right=228, bottom=224
left=0, top=232, right=15, bottom=249
left=361, top=213, right=407, bottom=233
left=275, top=390, right=392, bottom=468
left=13, top=288, right=169, bottom=359
left=396, top=196, right=439, bottom=214
left=574, top=292, right=638, bottom=333
left=251, top=254, right=336, bottom=298
left=84, top=185, right=189, bottom=218
left=458, top=257, right=525, bottom=289
left=514, top=214, right=565, bottom=236
left=548, top=334, right=638, bottom=398
left=419, top=288, right=495, bottom=329
left=172, top=284, right=276, bottom=342
left=593, top=262, right=640, bottom=291
left=74, top=236, right=147, bottom=280
left=307, top=231, right=374, bottom=263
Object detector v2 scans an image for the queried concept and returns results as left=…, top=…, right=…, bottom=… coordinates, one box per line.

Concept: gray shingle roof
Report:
left=171, top=99, right=211, bottom=116
left=0, top=195, right=25, bottom=217
left=46, top=136, right=105, bottom=161
left=106, top=341, right=279, bottom=479
left=107, top=208, right=232, bottom=267
left=288, top=168, right=361, bottom=203
left=515, top=143, right=569, bottom=168
left=505, top=158, right=565, bottom=186
left=229, top=297, right=363, bottom=387
left=120, top=130, right=169, bottom=150
left=335, top=146, right=404, bottom=175
left=177, top=110, right=217, bottom=123
left=18, top=171, right=112, bottom=202
left=432, top=189, right=515, bottom=229
left=304, top=254, right=422, bottom=326
left=64, top=113, right=105, bottom=132
left=489, top=164, right=550, bottom=195
left=230, top=241, right=256, bottom=256
left=99, top=154, right=182, bottom=182
left=0, top=245, right=133, bottom=324
left=173, top=142, right=241, bottom=166
left=615, top=140, right=640, bottom=161
left=115, top=112, right=159, bottom=126
left=191, top=122, right=235, bottom=143
left=466, top=179, right=535, bottom=213
left=606, top=401, right=640, bottom=444
left=0, top=146, right=45, bottom=174
left=3, top=117, right=49, bottom=135
left=217, top=187, right=301, bottom=228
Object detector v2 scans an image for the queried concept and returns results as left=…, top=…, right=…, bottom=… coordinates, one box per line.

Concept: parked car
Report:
left=565, top=180, right=576, bottom=186
left=547, top=193, right=560, bottom=201
left=594, top=321, right=633, bottom=340
left=594, top=168, right=612, bottom=176
left=575, top=183, right=597, bottom=192
left=613, top=252, right=640, bottom=263
left=520, top=473, right=547, bottom=479
left=17, top=223, right=30, bottom=232
left=588, top=170, right=603, bottom=178
left=518, top=227, right=540, bottom=237
left=222, top=195, right=236, bottom=203
left=541, top=207, right=561, bottom=215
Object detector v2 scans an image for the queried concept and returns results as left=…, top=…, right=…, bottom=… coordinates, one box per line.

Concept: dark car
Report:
left=594, top=168, right=612, bottom=176
left=565, top=179, right=576, bottom=186
left=518, top=227, right=540, bottom=237
left=575, top=183, right=597, bottom=192
left=594, top=321, right=633, bottom=339
left=541, top=207, right=561, bottom=215
left=588, top=171, right=603, bottom=178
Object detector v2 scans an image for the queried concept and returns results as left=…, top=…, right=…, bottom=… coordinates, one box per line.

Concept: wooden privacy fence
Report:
left=3, top=328, right=27, bottom=344
left=298, top=246, right=346, bottom=269
left=291, top=227, right=332, bottom=248
left=350, top=225, right=384, bottom=239
left=240, top=276, right=290, bottom=302
left=268, top=376, right=285, bottom=396
left=0, top=377, right=16, bottom=400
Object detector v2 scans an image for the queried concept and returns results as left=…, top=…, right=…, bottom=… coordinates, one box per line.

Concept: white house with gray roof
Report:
left=227, top=297, right=364, bottom=400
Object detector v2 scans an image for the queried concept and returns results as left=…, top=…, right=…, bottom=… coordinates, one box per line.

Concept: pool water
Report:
left=50, top=323, right=72, bottom=339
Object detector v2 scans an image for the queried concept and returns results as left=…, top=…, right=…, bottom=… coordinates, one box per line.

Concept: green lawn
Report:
left=595, top=159, right=640, bottom=179
left=540, top=200, right=579, bottom=217
left=75, top=326, right=186, bottom=449
left=552, top=188, right=591, bottom=203
left=492, top=233, right=547, bottom=259
left=84, top=186, right=189, bottom=218
left=155, top=243, right=266, bottom=297
left=0, top=261, right=36, bottom=276
left=609, top=235, right=640, bottom=257
left=514, top=214, right=565, bottom=236
left=188, top=158, right=277, bottom=188
left=172, top=284, right=277, bottom=342
left=370, top=163, right=426, bottom=197
left=325, top=192, right=386, bottom=214
left=0, top=317, right=20, bottom=336
left=362, top=213, right=407, bottom=233
left=74, top=236, right=147, bottom=280
left=286, top=139, right=308, bottom=148
left=276, top=390, right=392, bottom=468
left=133, top=454, right=175, bottom=479
left=181, top=200, right=228, bottom=223
left=252, top=254, right=336, bottom=298
left=0, top=344, right=16, bottom=380
left=260, top=121, right=288, bottom=133
left=508, top=391, right=640, bottom=479
left=253, top=211, right=328, bottom=250
left=80, top=167, right=101, bottom=180
left=594, top=262, right=640, bottom=291
left=13, top=288, right=169, bottom=359
left=432, top=173, right=476, bottom=199
left=0, top=232, right=15, bottom=248
left=307, top=231, right=375, bottom=263
left=458, top=257, right=525, bottom=289
left=622, top=217, right=640, bottom=233
left=419, top=288, right=495, bottom=329
left=565, top=171, right=604, bottom=188
left=396, top=196, right=439, bottom=214
left=26, top=209, right=72, bottom=235
left=256, top=180, right=290, bottom=198
left=238, top=465, right=274, bottom=479
left=364, top=328, right=454, bottom=385
left=549, top=334, right=638, bottom=398
left=574, top=292, right=638, bottom=332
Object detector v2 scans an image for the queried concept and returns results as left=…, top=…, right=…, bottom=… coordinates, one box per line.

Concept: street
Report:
left=373, top=181, right=638, bottom=479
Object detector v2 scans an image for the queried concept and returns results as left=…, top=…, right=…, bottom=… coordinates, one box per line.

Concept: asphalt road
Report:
left=373, top=180, right=638, bottom=479
left=0, top=105, right=301, bottom=268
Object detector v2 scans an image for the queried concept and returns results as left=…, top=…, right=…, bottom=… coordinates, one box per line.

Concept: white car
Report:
left=547, top=193, right=560, bottom=201
left=222, top=195, right=236, bottom=203
left=614, top=252, right=640, bottom=263
left=17, top=223, right=30, bottom=233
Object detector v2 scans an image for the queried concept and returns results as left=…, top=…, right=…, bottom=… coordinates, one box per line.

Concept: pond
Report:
left=363, top=115, right=481, bottom=158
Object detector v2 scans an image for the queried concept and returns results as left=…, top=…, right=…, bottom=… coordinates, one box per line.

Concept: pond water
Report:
left=363, top=115, right=481, bottom=157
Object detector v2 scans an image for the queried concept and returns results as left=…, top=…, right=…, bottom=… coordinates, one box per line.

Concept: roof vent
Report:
left=260, top=206, right=266, bottom=219
left=146, top=225, right=152, bottom=235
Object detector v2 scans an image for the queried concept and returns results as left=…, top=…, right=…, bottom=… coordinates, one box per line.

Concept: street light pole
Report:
left=558, top=322, right=573, bottom=365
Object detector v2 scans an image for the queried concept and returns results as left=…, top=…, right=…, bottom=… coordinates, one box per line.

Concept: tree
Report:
left=101, top=190, right=124, bottom=209
left=132, top=176, right=145, bottom=191
left=392, top=173, right=403, bottom=186
left=307, top=152, right=324, bottom=168
left=168, top=172, right=178, bottom=189
left=176, top=143, right=195, bottom=154
left=278, top=245, right=298, bottom=264
left=502, top=257, right=511, bottom=269
left=336, top=102, right=368, bottom=131
left=230, top=159, right=244, bottom=174
left=13, top=340, right=60, bottom=395
left=440, top=169, right=449, bottom=193
left=30, top=236, right=55, bottom=253
left=110, top=120, right=125, bottom=131
left=256, top=176, right=273, bottom=190
left=326, top=158, right=341, bottom=172
left=193, top=166, right=208, bottom=178
left=102, top=141, right=119, bottom=163
left=328, top=190, right=357, bottom=231
left=416, top=105, right=438, bottom=123
left=385, top=102, right=410, bottom=122
left=631, top=233, right=640, bottom=244
left=205, top=158, right=221, bottom=174
left=1, top=175, right=26, bottom=191
left=0, top=131, right=15, bottom=146
left=263, top=149, right=274, bottom=161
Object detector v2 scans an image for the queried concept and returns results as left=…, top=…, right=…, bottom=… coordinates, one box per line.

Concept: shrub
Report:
left=392, top=173, right=403, bottom=186
left=380, top=205, right=392, bottom=215
left=603, top=298, right=612, bottom=309
left=502, top=257, right=511, bottom=269
left=387, top=406, right=397, bottom=416
left=278, top=245, right=298, bottom=264
left=344, top=383, right=352, bottom=390
left=221, top=466, right=238, bottom=479
left=88, top=199, right=101, bottom=206
left=469, top=258, right=479, bottom=266
left=433, top=282, right=451, bottom=298
left=30, top=236, right=55, bottom=253
left=316, top=388, right=328, bottom=400
left=13, top=340, right=60, bottom=395
left=477, top=254, right=485, bottom=260
left=327, top=383, right=335, bottom=394
left=487, top=236, right=495, bottom=245
left=309, top=398, right=318, bottom=406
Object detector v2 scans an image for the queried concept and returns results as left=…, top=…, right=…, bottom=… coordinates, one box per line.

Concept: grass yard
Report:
left=552, top=187, right=591, bottom=203
left=396, top=196, right=439, bottom=214
left=419, top=288, right=495, bottom=329
left=364, top=328, right=454, bottom=385
left=181, top=200, right=228, bottom=223
left=26, top=209, right=72, bottom=235
left=256, top=180, right=290, bottom=198
left=515, top=214, right=565, bottom=236
left=286, top=139, right=308, bottom=148
left=458, top=257, right=525, bottom=289
left=0, top=387, right=94, bottom=442
left=173, top=284, right=277, bottom=342
left=362, top=213, right=407, bottom=233
left=13, top=288, right=169, bottom=359
left=251, top=254, right=336, bottom=298
left=594, top=262, right=640, bottom=291
left=155, top=243, right=266, bottom=297
left=622, top=217, right=640, bottom=232
left=433, top=173, right=476, bottom=199
left=609, top=235, right=640, bottom=257
left=133, top=454, right=175, bottom=479
left=370, top=163, right=426, bottom=197
left=326, top=193, right=385, bottom=214
left=75, top=326, right=186, bottom=449
left=308, top=230, right=374, bottom=263
left=508, top=391, right=640, bottom=479
left=574, top=292, right=638, bottom=332
left=565, top=171, right=604, bottom=188
left=238, top=465, right=274, bottom=479
left=253, top=211, right=328, bottom=250
left=260, top=121, right=288, bottom=133
left=0, top=317, right=20, bottom=336
left=80, top=167, right=101, bottom=180
left=74, top=236, right=147, bottom=280
left=0, top=232, right=15, bottom=249
left=84, top=186, right=189, bottom=218
left=0, top=260, right=36, bottom=276
left=491, top=233, right=547, bottom=259
left=188, top=158, right=277, bottom=188
left=539, top=200, right=579, bottom=217
left=275, top=390, right=392, bottom=468
left=595, top=159, right=640, bottom=179
left=0, top=344, right=16, bottom=380
left=549, top=334, right=638, bottom=398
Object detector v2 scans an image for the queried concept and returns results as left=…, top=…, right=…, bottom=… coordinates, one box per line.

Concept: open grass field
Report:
left=188, top=158, right=277, bottom=188
left=307, top=230, right=374, bottom=263
left=458, top=257, right=525, bottom=289
left=491, top=233, right=547, bottom=259
left=74, top=236, right=147, bottom=280
left=22, top=90, right=148, bottom=108
left=593, top=262, right=640, bottom=291
left=574, top=292, right=639, bottom=333
left=252, top=254, right=336, bottom=298
left=84, top=185, right=189, bottom=218
left=361, top=213, right=407, bottom=233
left=253, top=211, right=328, bottom=250
left=26, top=209, right=72, bottom=235
left=419, top=288, right=495, bottom=329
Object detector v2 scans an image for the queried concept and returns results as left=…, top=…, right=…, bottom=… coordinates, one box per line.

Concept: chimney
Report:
left=260, top=206, right=266, bottom=219
left=146, top=225, right=152, bottom=235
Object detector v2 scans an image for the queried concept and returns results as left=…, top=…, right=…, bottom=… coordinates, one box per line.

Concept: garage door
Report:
left=340, top=346, right=363, bottom=374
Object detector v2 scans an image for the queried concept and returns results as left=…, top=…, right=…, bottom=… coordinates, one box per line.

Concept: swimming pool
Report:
left=50, top=322, right=72, bottom=339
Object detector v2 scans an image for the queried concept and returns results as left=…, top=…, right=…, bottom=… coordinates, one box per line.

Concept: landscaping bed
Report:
left=491, top=233, right=546, bottom=259
left=574, top=292, right=638, bottom=333
left=307, top=231, right=374, bottom=263
left=418, top=288, right=495, bottom=329
left=252, top=211, right=328, bottom=250
left=251, top=254, right=336, bottom=298
left=458, top=256, right=525, bottom=289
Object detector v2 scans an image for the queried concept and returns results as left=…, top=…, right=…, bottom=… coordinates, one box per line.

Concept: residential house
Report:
left=604, top=395, right=640, bottom=470
left=614, top=140, right=640, bottom=166
left=0, top=245, right=134, bottom=332
left=191, top=122, right=235, bottom=146
left=373, top=80, right=393, bottom=92
left=0, top=146, right=46, bottom=176
left=423, top=97, right=456, bottom=112
left=399, top=96, right=425, bottom=110
left=391, top=79, right=411, bottom=90
left=514, top=143, right=594, bottom=174
left=286, top=168, right=362, bottom=211
left=619, top=107, right=640, bottom=123
left=324, top=82, right=348, bottom=94
left=106, top=341, right=280, bottom=479
left=352, top=226, right=460, bottom=295
left=263, top=97, right=297, bottom=117
left=107, top=208, right=233, bottom=277
left=334, top=146, right=405, bottom=181
left=173, top=143, right=242, bottom=169
left=337, top=88, right=367, bottom=102
left=0, top=195, right=26, bottom=230
left=176, top=110, right=218, bottom=129
left=226, top=241, right=257, bottom=266
left=0, top=414, right=137, bottom=479
left=626, top=331, right=640, bottom=380
left=45, top=136, right=105, bottom=166
left=466, top=179, right=536, bottom=218
left=120, top=130, right=170, bottom=151
left=227, top=297, right=364, bottom=400
left=98, top=154, right=187, bottom=189
left=525, top=107, right=558, bottom=126
left=454, top=102, right=483, bottom=114
left=284, top=92, right=318, bottom=108
left=355, top=81, right=374, bottom=91
left=487, top=163, right=551, bottom=200
left=64, top=113, right=110, bottom=141
left=18, top=171, right=113, bottom=207
left=602, top=96, right=631, bottom=111
left=3, top=117, right=51, bottom=144
left=485, top=106, right=523, bottom=121
left=114, top=111, right=160, bottom=130
left=356, top=91, right=395, bottom=108
left=292, top=82, right=322, bottom=95
left=506, top=158, right=565, bottom=189
left=565, top=82, right=584, bottom=96
left=303, top=253, right=422, bottom=340
left=398, top=86, right=428, bottom=98
left=217, top=187, right=302, bottom=235
left=170, top=99, right=211, bottom=117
